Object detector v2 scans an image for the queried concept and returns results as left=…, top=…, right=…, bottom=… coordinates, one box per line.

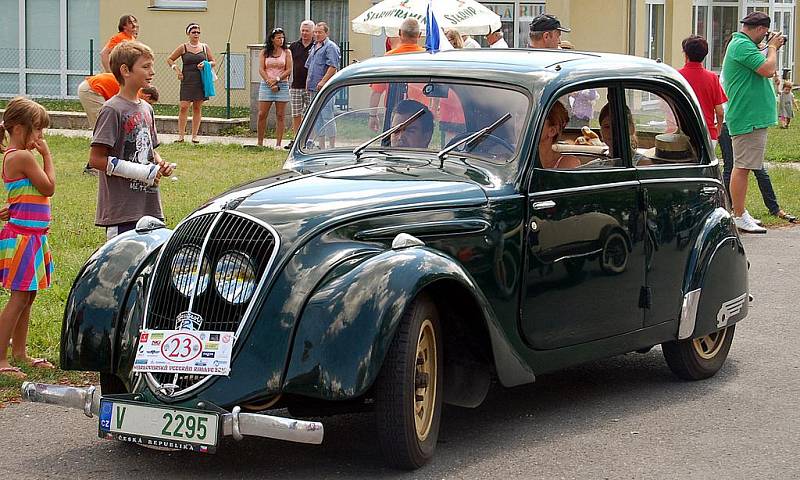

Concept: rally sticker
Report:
left=133, top=330, right=234, bottom=376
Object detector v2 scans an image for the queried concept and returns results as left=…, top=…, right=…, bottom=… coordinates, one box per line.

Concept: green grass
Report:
left=744, top=165, right=800, bottom=227
left=0, top=98, right=250, bottom=120
left=0, top=135, right=286, bottom=403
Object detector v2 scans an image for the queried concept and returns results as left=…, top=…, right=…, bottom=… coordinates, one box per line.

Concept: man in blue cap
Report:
left=529, top=13, right=571, bottom=49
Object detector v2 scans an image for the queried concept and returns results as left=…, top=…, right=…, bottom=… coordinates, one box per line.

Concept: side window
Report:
left=624, top=88, right=700, bottom=167
left=538, top=87, right=624, bottom=170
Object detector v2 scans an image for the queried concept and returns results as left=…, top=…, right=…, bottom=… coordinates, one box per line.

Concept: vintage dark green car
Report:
left=23, top=49, right=749, bottom=469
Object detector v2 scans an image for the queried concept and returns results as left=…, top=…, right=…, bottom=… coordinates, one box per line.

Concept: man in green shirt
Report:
left=721, top=12, right=786, bottom=234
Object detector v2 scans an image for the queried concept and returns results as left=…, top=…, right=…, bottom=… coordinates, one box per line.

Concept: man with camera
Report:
left=722, top=12, right=786, bottom=234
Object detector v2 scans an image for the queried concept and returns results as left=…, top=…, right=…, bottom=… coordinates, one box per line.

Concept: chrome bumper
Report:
left=20, top=382, right=324, bottom=445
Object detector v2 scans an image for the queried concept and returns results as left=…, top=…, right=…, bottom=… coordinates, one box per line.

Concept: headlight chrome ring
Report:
left=214, top=251, right=257, bottom=304
left=170, top=245, right=211, bottom=297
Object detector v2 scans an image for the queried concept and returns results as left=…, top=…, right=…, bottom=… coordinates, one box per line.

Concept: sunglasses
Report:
left=190, top=30, right=201, bottom=34
left=272, top=28, right=284, bottom=34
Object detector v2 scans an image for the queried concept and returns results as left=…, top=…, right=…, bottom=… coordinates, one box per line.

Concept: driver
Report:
left=390, top=99, right=433, bottom=148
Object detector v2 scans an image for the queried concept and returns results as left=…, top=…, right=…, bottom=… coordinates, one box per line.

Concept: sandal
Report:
left=778, top=211, right=798, bottom=223
left=14, top=357, right=55, bottom=369
left=29, top=358, right=55, bottom=369
left=174, top=139, right=185, bottom=143
left=191, top=138, right=200, bottom=144
left=0, top=366, right=26, bottom=379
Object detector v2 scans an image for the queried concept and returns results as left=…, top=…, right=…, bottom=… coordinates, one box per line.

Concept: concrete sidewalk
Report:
left=49, top=128, right=288, bottom=150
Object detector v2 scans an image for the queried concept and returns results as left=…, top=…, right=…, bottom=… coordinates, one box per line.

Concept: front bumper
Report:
left=20, top=382, right=324, bottom=445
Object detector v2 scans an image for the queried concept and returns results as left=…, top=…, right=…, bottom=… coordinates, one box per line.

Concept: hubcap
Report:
left=692, top=327, right=728, bottom=359
left=414, top=319, right=437, bottom=441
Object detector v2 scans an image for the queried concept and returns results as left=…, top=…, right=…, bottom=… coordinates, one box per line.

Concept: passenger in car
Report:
left=390, top=99, right=433, bottom=149
left=599, top=103, right=649, bottom=166
left=539, top=102, right=581, bottom=169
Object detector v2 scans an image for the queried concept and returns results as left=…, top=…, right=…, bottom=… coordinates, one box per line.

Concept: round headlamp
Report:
left=170, top=246, right=210, bottom=297
left=214, top=252, right=257, bottom=304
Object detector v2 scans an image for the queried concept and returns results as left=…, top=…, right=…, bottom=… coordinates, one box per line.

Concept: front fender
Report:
left=282, top=246, right=483, bottom=400
left=59, top=228, right=172, bottom=372
left=679, top=208, right=748, bottom=339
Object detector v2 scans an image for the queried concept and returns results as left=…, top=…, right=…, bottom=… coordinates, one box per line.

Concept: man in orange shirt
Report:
left=78, top=73, right=121, bottom=129
left=368, top=18, right=426, bottom=131
left=101, top=15, right=139, bottom=73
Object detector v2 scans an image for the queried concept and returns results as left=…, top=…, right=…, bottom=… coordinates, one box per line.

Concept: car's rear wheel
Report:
left=662, top=324, right=735, bottom=380
left=374, top=293, right=443, bottom=470
left=99, top=373, right=127, bottom=395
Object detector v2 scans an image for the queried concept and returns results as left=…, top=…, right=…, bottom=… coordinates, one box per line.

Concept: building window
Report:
left=150, top=0, right=207, bottom=9
left=645, top=0, right=665, bottom=61
left=0, top=0, right=99, bottom=98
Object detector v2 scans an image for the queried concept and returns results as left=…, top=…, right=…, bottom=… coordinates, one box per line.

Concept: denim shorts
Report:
left=258, top=80, right=289, bottom=102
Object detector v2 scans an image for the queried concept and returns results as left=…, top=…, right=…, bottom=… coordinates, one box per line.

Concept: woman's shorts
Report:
left=258, top=81, right=290, bottom=102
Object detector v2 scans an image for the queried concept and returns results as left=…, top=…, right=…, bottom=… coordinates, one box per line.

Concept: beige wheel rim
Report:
left=414, top=319, right=437, bottom=441
left=692, top=327, right=728, bottom=360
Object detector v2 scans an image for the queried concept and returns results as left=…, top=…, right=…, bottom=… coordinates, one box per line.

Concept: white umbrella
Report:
left=352, top=0, right=502, bottom=37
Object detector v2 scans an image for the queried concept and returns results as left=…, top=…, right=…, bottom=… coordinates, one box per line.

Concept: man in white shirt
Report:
left=487, top=29, right=509, bottom=48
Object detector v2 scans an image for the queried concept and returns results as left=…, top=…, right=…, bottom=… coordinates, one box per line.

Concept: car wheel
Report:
left=374, top=293, right=443, bottom=470
left=599, top=230, right=628, bottom=274
left=100, top=373, right=127, bottom=395
left=661, top=324, right=735, bottom=380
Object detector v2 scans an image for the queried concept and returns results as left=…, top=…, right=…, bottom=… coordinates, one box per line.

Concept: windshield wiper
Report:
left=353, top=108, right=426, bottom=159
left=436, top=112, right=512, bottom=165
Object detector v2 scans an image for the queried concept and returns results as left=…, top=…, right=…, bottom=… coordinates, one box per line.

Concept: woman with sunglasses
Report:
left=167, top=23, right=216, bottom=143
left=257, top=27, right=293, bottom=147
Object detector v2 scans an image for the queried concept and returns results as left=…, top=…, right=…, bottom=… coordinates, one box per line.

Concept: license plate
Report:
left=98, top=399, right=220, bottom=453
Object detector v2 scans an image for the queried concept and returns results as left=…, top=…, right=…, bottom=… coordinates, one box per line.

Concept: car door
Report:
left=521, top=86, right=647, bottom=350
left=621, top=84, right=723, bottom=328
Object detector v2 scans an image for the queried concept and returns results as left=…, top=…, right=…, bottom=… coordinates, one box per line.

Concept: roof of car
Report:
left=338, top=48, right=683, bottom=92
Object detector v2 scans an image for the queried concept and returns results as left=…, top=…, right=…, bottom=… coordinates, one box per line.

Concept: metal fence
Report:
left=0, top=42, right=251, bottom=118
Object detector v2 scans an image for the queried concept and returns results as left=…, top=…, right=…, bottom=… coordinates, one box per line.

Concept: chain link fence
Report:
left=0, top=44, right=251, bottom=119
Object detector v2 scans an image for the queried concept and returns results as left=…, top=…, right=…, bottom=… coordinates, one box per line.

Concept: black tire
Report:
left=374, top=293, right=443, bottom=470
left=662, top=324, right=735, bottom=380
left=100, top=373, right=128, bottom=395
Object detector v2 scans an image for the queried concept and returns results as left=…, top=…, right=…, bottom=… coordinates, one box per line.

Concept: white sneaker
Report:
left=735, top=211, right=767, bottom=234
left=743, top=210, right=763, bottom=226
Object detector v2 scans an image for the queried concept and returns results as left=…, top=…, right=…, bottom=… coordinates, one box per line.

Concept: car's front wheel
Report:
left=662, top=325, right=735, bottom=380
left=374, top=293, right=443, bottom=470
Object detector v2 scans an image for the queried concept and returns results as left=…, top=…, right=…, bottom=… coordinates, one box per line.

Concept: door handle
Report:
left=532, top=200, right=556, bottom=210
left=701, top=186, right=718, bottom=196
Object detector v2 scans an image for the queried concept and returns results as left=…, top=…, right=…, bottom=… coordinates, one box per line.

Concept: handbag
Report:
left=200, top=45, right=216, bottom=97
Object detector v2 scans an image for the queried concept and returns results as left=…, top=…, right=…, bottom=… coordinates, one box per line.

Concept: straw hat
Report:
left=642, top=133, right=695, bottom=163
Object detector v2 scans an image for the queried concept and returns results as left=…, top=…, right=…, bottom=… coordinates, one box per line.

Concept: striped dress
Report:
left=0, top=148, right=53, bottom=291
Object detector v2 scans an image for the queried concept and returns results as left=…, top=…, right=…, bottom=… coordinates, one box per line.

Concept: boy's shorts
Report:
left=290, top=88, right=312, bottom=118
left=105, top=221, right=138, bottom=241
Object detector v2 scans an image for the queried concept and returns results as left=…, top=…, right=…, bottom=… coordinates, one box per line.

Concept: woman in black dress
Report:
left=167, top=23, right=216, bottom=143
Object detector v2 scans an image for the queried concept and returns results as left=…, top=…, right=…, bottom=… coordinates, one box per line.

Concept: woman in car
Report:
left=539, top=102, right=581, bottom=169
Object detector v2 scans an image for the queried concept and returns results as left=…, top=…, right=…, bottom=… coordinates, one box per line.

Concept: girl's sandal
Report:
left=29, top=358, right=55, bottom=369
left=0, top=366, right=27, bottom=379
left=778, top=211, right=798, bottom=223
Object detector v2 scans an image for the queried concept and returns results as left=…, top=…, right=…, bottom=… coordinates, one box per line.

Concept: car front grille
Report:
left=143, top=211, right=278, bottom=398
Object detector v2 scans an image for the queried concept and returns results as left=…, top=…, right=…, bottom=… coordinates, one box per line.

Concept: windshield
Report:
left=297, top=81, right=530, bottom=165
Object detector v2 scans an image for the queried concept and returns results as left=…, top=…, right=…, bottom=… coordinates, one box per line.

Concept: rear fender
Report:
left=679, top=208, right=748, bottom=339
left=59, top=228, right=171, bottom=372
left=282, top=246, right=532, bottom=400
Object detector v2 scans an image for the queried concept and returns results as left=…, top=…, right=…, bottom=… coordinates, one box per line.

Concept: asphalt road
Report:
left=1, top=227, right=798, bottom=479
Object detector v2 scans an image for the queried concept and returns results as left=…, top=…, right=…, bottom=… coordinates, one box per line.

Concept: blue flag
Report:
left=425, top=0, right=452, bottom=52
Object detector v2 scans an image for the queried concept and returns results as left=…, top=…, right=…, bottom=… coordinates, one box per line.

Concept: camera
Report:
left=766, top=31, right=788, bottom=46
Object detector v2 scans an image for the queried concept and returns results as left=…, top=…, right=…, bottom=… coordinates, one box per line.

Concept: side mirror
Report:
left=135, top=215, right=166, bottom=234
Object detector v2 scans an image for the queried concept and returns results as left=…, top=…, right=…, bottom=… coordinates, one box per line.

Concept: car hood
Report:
left=205, top=163, right=489, bottom=251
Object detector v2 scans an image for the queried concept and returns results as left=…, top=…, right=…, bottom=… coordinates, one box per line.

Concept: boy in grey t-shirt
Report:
left=89, top=41, right=174, bottom=240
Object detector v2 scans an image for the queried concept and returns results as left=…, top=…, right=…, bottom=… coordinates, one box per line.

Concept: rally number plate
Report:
left=98, top=398, right=220, bottom=453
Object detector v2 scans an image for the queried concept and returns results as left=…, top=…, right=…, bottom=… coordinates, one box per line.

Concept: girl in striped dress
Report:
left=0, top=97, right=55, bottom=379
